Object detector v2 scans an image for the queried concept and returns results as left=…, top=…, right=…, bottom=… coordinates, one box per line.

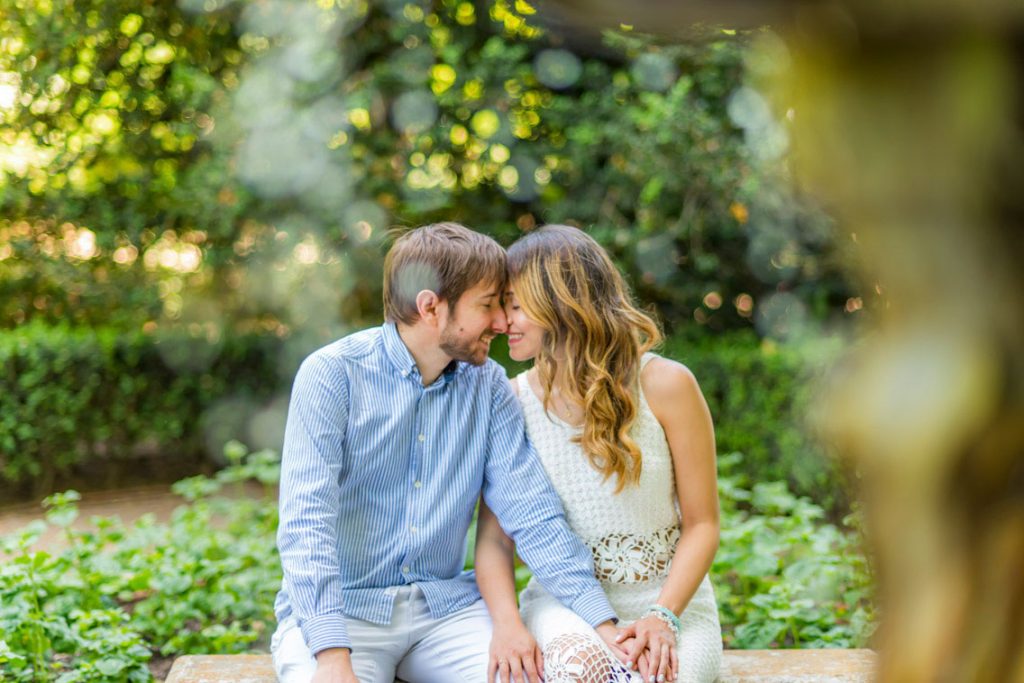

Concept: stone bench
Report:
left=165, top=649, right=877, bottom=682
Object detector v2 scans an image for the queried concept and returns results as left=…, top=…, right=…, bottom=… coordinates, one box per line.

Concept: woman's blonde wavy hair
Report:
left=507, top=225, right=663, bottom=492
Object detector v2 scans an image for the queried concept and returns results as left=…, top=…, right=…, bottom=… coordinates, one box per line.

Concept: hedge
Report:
left=665, top=332, right=851, bottom=515
left=1, top=324, right=849, bottom=514
left=0, top=322, right=282, bottom=497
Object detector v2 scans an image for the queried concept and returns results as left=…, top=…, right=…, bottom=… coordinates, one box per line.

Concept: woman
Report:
left=475, top=225, right=722, bottom=683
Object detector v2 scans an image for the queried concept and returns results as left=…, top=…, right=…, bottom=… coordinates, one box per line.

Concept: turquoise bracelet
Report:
left=643, top=604, right=682, bottom=636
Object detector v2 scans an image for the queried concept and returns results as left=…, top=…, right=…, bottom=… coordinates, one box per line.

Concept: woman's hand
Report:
left=488, top=620, right=544, bottom=683
left=615, top=616, right=678, bottom=683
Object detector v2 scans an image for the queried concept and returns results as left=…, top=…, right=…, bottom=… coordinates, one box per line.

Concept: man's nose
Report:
left=491, top=308, right=508, bottom=334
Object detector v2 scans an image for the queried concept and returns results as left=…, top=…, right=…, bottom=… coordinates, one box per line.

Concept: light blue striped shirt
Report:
left=274, top=322, right=616, bottom=654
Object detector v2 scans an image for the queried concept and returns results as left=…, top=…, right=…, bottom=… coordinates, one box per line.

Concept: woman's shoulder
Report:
left=508, top=369, right=532, bottom=398
left=639, top=354, right=703, bottom=420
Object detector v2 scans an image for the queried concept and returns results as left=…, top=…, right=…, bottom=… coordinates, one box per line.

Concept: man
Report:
left=271, top=223, right=617, bottom=683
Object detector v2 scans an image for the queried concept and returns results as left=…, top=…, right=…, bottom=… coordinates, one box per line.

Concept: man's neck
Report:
left=395, top=323, right=453, bottom=386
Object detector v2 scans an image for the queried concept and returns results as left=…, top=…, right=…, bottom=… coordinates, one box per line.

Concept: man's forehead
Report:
left=468, top=280, right=502, bottom=298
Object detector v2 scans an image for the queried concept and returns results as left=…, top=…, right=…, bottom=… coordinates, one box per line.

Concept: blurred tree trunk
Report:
left=543, top=1, right=1024, bottom=680
left=787, top=24, right=1024, bottom=682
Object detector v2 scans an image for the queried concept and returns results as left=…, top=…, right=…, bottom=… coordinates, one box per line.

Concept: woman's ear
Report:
left=414, top=289, right=443, bottom=325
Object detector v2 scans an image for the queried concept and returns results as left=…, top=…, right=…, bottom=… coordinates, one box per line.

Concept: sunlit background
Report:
left=0, top=0, right=864, bottom=488
left=3, top=0, right=1020, bottom=680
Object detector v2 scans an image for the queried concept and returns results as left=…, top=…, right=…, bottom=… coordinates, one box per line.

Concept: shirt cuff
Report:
left=301, top=613, right=351, bottom=655
left=571, top=586, right=619, bottom=628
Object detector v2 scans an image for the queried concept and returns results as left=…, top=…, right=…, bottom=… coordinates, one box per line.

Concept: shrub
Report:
left=664, top=331, right=852, bottom=516
left=1, top=1, right=853, bottom=336
left=1, top=324, right=852, bottom=515
left=0, top=323, right=283, bottom=495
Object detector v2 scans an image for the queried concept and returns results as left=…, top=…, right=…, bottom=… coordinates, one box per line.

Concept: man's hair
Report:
left=383, top=222, right=507, bottom=325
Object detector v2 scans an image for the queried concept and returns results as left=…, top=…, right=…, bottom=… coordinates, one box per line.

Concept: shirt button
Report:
left=417, top=434, right=425, bottom=442
left=410, top=526, right=418, bottom=533
left=402, top=566, right=410, bottom=574
left=413, top=480, right=422, bottom=488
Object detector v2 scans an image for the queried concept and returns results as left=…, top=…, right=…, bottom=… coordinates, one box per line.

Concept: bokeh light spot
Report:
left=470, top=109, right=501, bottom=139
left=391, top=90, right=439, bottom=135
left=534, top=49, right=582, bottom=90
left=631, top=53, right=677, bottom=92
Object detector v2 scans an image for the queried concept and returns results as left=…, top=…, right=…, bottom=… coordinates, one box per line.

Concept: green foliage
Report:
left=0, top=443, right=281, bottom=682
left=0, top=322, right=282, bottom=493
left=1, top=323, right=850, bottom=514
left=712, top=453, right=875, bottom=648
left=0, top=321, right=852, bottom=516
left=1, top=0, right=854, bottom=337
left=0, top=443, right=871, bottom=679
left=665, top=331, right=852, bottom=516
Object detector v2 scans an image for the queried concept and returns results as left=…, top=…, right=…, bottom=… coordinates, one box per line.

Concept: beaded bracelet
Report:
left=642, top=604, right=682, bottom=638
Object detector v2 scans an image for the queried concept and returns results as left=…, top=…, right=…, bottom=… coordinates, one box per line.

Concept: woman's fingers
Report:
left=657, top=642, right=670, bottom=683
left=627, top=632, right=648, bottom=670
left=535, top=644, right=545, bottom=681
left=669, top=642, right=679, bottom=682
left=603, top=633, right=631, bottom=664
left=645, top=642, right=662, bottom=683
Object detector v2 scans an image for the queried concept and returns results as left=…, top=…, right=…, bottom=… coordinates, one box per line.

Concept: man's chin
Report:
left=467, top=339, right=495, bottom=365
left=467, top=346, right=492, bottom=366
left=443, top=341, right=492, bottom=366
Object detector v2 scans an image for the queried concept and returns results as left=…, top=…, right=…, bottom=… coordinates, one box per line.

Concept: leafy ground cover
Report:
left=0, top=444, right=873, bottom=681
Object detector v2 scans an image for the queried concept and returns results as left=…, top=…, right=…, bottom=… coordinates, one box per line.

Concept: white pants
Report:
left=271, top=585, right=493, bottom=683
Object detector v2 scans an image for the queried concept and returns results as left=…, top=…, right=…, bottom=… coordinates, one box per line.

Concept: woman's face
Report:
left=503, top=286, right=544, bottom=362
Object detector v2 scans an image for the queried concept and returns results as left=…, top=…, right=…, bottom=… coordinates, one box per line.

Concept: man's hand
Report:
left=488, top=620, right=544, bottom=683
left=594, top=620, right=630, bottom=666
left=312, top=647, right=361, bottom=683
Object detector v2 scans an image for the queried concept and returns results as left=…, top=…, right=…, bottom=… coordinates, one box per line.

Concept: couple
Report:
left=271, top=223, right=723, bottom=683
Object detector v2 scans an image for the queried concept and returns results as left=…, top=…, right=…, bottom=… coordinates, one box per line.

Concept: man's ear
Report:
left=414, top=289, right=444, bottom=325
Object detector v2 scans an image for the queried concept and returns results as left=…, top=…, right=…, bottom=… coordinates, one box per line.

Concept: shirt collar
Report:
left=381, top=321, right=463, bottom=386
left=382, top=321, right=418, bottom=377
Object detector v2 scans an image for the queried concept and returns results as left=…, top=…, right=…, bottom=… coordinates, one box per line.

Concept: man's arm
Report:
left=277, top=351, right=353, bottom=656
left=475, top=498, right=545, bottom=683
left=480, top=367, right=618, bottom=628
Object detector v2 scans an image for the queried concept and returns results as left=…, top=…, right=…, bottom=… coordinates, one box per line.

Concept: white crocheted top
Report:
left=515, top=353, right=719, bottom=623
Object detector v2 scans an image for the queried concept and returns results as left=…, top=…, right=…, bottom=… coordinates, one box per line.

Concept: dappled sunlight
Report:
left=2, top=0, right=957, bottom=676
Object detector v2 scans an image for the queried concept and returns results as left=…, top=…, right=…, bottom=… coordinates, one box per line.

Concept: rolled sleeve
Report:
left=571, top=586, right=619, bottom=627
left=277, top=351, right=351, bottom=653
left=302, top=613, right=352, bottom=654
left=482, top=368, right=617, bottom=627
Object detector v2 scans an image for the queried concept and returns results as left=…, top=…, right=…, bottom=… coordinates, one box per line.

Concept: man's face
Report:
left=439, top=280, right=507, bottom=365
